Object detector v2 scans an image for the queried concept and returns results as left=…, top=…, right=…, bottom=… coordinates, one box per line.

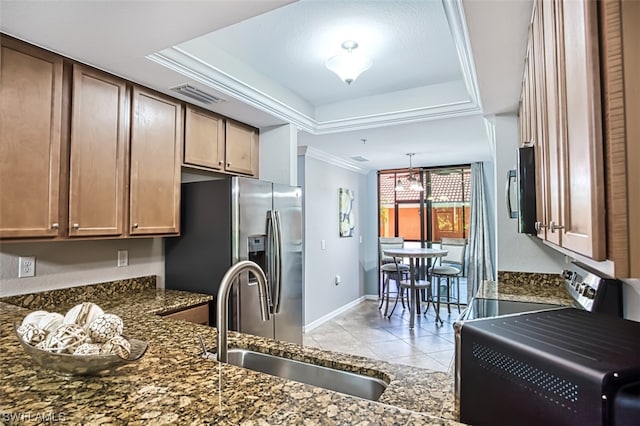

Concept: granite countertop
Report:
left=0, top=287, right=462, bottom=425
left=479, top=272, right=575, bottom=306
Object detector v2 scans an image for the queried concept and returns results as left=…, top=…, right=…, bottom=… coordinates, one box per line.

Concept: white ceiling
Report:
left=0, top=0, right=533, bottom=171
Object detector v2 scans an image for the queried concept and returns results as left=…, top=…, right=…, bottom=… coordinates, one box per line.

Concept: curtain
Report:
left=466, top=162, right=495, bottom=302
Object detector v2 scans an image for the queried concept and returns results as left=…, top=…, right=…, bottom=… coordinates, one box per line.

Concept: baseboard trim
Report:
left=304, top=295, right=370, bottom=333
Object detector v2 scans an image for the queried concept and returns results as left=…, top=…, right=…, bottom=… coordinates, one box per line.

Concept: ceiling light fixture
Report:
left=395, top=153, right=424, bottom=192
left=325, top=41, right=372, bottom=85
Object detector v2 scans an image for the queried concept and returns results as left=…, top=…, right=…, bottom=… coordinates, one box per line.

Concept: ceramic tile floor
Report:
left=304, top=298, right=464, bottom=372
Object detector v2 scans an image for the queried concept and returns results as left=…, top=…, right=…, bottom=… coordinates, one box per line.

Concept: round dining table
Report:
left=382, top=247, right=448, bottom=328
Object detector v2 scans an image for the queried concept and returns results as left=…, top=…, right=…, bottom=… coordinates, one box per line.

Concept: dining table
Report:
left=382, top=247, right=448, bottom=328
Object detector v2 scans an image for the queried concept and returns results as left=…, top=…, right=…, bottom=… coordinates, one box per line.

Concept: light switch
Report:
left=321, top=240, right=326, bottom=250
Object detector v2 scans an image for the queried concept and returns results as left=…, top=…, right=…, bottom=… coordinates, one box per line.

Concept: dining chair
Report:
left=429, top=237, right=466, bottom=313
left=378, top=237, right=409, bottom=316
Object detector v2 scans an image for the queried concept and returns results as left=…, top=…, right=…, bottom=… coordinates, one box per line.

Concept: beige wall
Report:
left=0, top=239, right=163, bottom=297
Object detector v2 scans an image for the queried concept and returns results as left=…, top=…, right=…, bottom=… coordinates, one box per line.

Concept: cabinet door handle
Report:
left=227, top=162, right=231, bottom=168
left=534, top=222, right=547, bottom=232
left=549, top=221, right=564, bottom=233
left=72, top=224, right=79, bottom=230
left=51, top=223, right=59, bottom=230
left=132, top=223, right=139, bottom=229
left=218, top=160, right=223, bottom=167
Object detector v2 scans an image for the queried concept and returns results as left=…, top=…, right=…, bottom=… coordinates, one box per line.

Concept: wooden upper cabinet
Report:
left=531, top=2, right=549, bottom=241
left=184, top=105, right=225, bottom=171
left=524, top=0, right=607, bottom=263
left=540, top=0, right=563, bottom=247
left=225, top=120, right=259, bottom=176
left=555, top=0, right=606, bottom=260
left=68, top=65, right=128, bottom=237
left=129, top=87, right=182, bottom=235
left=0, top=36, right=63, bottom=238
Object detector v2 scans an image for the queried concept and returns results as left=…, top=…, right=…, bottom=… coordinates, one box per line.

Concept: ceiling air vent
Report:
left=170, top=84, right=225, bottom=105
left=350, top=155, right=369, bottom=162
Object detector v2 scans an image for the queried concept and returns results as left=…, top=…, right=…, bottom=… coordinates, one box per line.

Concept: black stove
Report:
left=454, top=263, right=630, bottom=425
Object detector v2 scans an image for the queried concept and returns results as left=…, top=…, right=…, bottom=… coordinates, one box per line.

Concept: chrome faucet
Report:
left=216, top=260, right=271, bottom=363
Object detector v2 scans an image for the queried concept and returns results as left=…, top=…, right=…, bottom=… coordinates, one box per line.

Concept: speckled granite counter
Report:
left=0, top=282, right=462, bottom=425
left=478, top=271, right=575, bottom=306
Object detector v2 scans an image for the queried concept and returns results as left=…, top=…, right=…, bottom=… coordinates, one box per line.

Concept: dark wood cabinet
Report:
left=184, top=105, right=225, bottom=171
left=129, top=87, right=182, bottom=235
left=68, top=64, right=128, bottom=237
left=183, top=108, right=260, bottom=178
left=0, top=36, right=63, bottom=238
left=225, top=120, right=259, bottom=177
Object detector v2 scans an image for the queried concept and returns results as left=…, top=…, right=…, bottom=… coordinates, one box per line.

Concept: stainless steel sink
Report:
left=216, top=348, right=388, bottom=401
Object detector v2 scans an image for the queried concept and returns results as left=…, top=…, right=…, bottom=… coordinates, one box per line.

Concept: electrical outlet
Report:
left=18, top=256, right=35, bottom=278
left=117, top=250, right=129, bottom=267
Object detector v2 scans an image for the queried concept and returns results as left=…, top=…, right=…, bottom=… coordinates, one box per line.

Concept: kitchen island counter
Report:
left=0, top=283, right=461, bottom=425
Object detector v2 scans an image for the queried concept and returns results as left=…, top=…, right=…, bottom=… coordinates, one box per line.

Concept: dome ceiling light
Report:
left=325, top=41, right=372, bottom=85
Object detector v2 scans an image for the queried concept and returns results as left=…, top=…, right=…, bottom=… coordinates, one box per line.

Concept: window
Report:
left=378, top=166, right=471, bottom=243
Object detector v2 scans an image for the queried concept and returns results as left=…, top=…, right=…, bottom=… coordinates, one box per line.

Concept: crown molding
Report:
left=314, top=101, right=480, bottom=134
left=147, top=0, right=482, bottom=135
left=298, top=146, right=370, bottom=175
left=443, top=0, right=483, bottom=109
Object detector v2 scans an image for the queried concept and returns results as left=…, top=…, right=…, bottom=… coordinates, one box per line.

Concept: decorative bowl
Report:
left=14, top=324, right=148, bottom=376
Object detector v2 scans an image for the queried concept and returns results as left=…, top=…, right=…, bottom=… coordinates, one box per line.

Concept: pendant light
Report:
left=325, top=41, right=372, bottom=85
left=395, top=153, right=424, bottom=192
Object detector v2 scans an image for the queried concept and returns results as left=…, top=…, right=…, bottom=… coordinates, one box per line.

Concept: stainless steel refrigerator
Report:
left=165, top=177, right=303, bottom=344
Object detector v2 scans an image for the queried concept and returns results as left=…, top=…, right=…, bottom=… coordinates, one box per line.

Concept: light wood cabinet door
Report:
left=68, top=65, right=128, bottom=237
left=225, top=120, right=258, bottom=176
left=539, top=0, right=563, bottom=246
left=532, top=2, right=549, bottom=240
left=0, top=36, right=63, bottom=238
left=555, top=0, right=606, bottom=260
left=184, top=106, right=225, bottom=171
left=129, top=87, right=182, bottom=235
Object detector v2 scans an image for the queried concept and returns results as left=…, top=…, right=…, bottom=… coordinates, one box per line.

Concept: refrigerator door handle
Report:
left=266, top=211, right=276, bottom=311
left=272, top=210, right=283, bottom=314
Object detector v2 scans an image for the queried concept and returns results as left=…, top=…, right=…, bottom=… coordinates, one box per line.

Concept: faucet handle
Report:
left=197, top=335, right=212, bottom=359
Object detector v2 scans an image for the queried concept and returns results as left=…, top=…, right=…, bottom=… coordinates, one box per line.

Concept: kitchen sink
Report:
left=214, top=348, right=388, bottom=401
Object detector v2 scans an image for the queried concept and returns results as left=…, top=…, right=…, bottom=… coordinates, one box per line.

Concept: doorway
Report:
left=378, top=166, right=471, bottom=303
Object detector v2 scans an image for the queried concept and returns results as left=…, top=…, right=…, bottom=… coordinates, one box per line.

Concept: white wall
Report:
left=492, top=114, right=567, bottom=273
left=363, top=171, right=379, bottom=296
left=0, top=238, right=163, bottom=297
left=259, top=123, right=298, bottom=185
left=298, top=150, right=368, bottom=325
